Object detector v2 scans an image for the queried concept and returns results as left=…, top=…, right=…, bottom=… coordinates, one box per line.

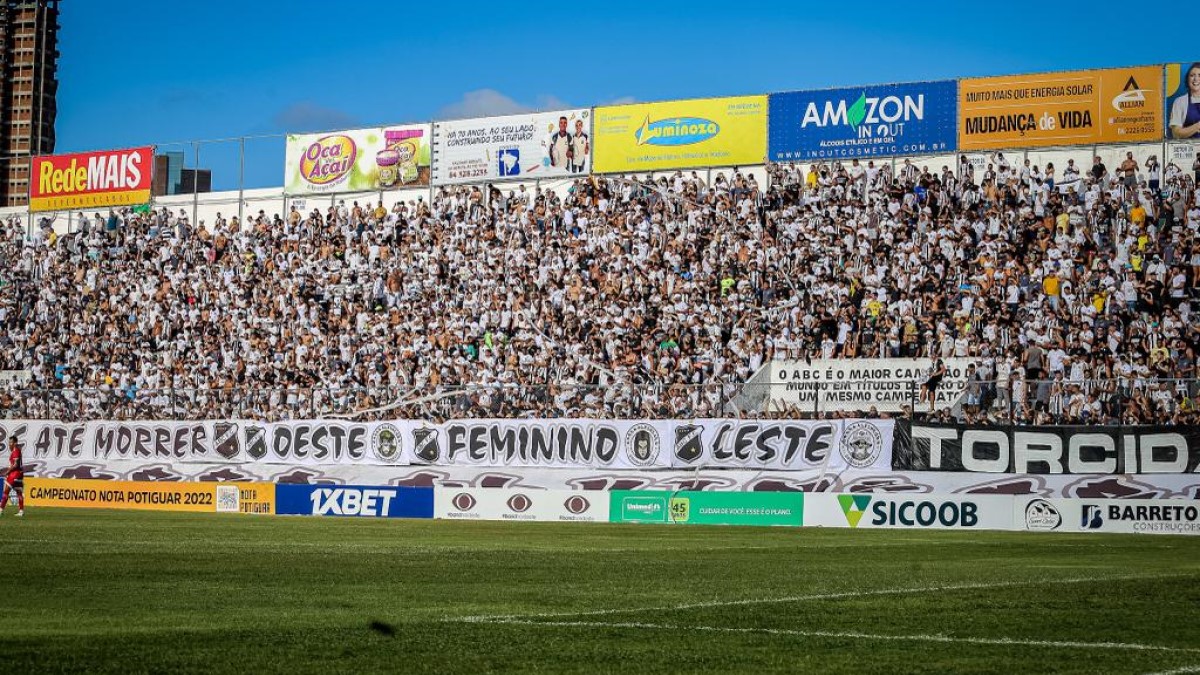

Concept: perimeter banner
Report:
left=608, top=490, right=803, bottom=526
left=804, top=493, right=1014, bottom=530
left=432, top=110, right=591, bottom=184
left=29, top=146, right=153, bottom=212
left=893, top=421, right=1200, bottom=474
left=435, top=487, right=605, bottom=523
left=26, top=478, right=274, bottom=514
left=958, top=66, right=1162, bottom=150
left=0, top=418, right=893, bottom=472
left=283, top=124, right=431, bottom=194
left=769, top=81, right=957, bottom=161
left=593, top=96, right=767, bottom=173
left=1017, top=497, right=1200, bottom=535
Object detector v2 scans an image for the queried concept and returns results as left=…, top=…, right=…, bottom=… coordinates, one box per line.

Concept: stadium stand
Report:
left=1, top=151, right=1199, bottom=425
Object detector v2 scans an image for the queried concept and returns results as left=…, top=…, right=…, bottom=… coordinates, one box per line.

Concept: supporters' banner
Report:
left=804, top=493, right=1013, bottom=530
left=404, top=418, right=892, bottom=471
left=283, top=124, right=431, bottom=195
left=26, top=477, right=274, bottom=514
left=0, top=370, right=31, bottom=388
left=1017, top=497, right=1200, bottom=535
left=1, top=418, right=893, bottom=472
left=766, top=358, right=975, bottom=414
left=593, top=96, right=767, bottom=173
left=433, top=110, right=591, bottom=184
left=1166, top=62, right=1200, bottom=140
left=275, top=484, right=432, bottom=518
left=958, top=66, right=1162, bottom=150
left=894, top=421, right=1200, bottom=474
left=29, top=146, right=153, bottom=213
left=436, top=487, right=605, bottom=523
left=769, top=81, right=957, bottom=161
left=1169, top=142, right=1199, bottom=164
left=609, top=490, right=804, bottom=526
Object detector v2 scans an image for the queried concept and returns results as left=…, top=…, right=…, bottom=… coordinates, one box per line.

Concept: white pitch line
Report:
left=1143, top=667, right=1200, bottom=675
left=457, top=573, right=1186, bottom=623
left=482, top=619, right=1200, bottom=655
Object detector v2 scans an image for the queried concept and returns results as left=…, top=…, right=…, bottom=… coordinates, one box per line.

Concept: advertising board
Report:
left=769, top=81, right=956, bottom=161
left=804, top=493, right=1014, bottom=530
left=433, top=110, right=591, bottom=184
left=958, top=66, right=1162, bottom=149
left=435, top=488, right=603, bottom=522
left=608, top=490, right=803, bottom=526
left=26, top=478, right=274, bottom=514
left=29, top=146, right=154, bottom=212
left=283, top=125, right=431, bottom=194
left=274, top=484, right=433, bottom=518
left=593, top=96, right=767, bottom=173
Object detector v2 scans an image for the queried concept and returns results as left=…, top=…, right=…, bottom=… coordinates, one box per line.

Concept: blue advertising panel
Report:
left=769, top=80, right=957, bottom=161
left=275, top=484, right=433, bottom=518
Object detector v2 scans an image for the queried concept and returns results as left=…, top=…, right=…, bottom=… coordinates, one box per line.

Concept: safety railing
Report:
left=1, top=378, right=1196, bottom=425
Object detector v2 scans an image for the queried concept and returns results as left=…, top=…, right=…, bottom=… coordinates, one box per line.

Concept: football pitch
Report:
left=3, top=510, right=1199, bottom=674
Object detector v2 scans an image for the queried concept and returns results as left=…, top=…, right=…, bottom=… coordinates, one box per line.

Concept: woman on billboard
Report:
left=1168, top=62, right=1200, bottom=139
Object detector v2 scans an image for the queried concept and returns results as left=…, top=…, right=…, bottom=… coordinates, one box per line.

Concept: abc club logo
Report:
left=371, top=423, right=402, bottom=462
left=412, top=428, right=439, bottom=463
left=245, top=425, right=268, bottom=460
left=506, top=494, right=532, bottom=513
left=451, top=493, right=477, bottom=512
left=673, top=424, right=704, bottom=463
left=563, top=495, right=591, bottom=515
left=213, top=422, right=240, bottom=459
left=624, top=424, right=661, bottom=466
left=839, top=421, right=883, bottom=468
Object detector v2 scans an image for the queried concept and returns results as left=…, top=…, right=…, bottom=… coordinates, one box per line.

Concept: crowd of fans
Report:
left=1, top=147, right=1199, bottom=425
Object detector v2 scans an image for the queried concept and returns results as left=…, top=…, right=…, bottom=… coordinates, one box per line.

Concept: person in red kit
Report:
left=1, top=437, right=24, bottom=517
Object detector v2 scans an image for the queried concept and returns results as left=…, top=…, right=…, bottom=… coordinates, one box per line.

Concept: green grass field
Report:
left=2, top=509, right=1199, bottom=674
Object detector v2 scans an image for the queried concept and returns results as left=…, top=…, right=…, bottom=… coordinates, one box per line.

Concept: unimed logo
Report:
left=623, top=497, right=665, bottom=521
left=309, top=488, right=394, bottom=517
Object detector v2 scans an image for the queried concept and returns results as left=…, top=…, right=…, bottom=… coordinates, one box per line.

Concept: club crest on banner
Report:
left=839, top=421, right=884, bottom=468
left=413, top=427, right=439, bottom=463
left=673, top=424, right=704, bottom=463
left=371, top=423, right=402, bottom=463
left=624, top=423, right=661, bottom=466
left=214, top=422, right=240, bottom=460
left=245, top=425, right=268, bottom=460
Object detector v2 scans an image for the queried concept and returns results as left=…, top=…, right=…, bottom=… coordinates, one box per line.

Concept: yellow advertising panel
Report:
left=594, top=95, right=767, bottom=173
left=958, top=66, right=1162, bottom=150
left=27, top=478, right=274, bottom=515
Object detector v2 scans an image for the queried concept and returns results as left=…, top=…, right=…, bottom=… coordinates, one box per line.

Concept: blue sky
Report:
left=55, top=1, right=1190, bottom=189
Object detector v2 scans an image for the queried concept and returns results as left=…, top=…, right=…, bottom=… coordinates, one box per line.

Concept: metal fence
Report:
left=4, top=130, right=1193, bottom=238
left=2, top=378, right=1196, bottom=425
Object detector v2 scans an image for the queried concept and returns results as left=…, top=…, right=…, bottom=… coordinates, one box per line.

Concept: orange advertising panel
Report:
left=29, top=146, right=154, bottom=212
left=958, top=67, right=1162, bottom=150
left=26, top=478, right=275, bottom=514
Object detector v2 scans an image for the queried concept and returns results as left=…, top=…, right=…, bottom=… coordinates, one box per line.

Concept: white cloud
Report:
left=437, top=89, right=535, bottom=120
